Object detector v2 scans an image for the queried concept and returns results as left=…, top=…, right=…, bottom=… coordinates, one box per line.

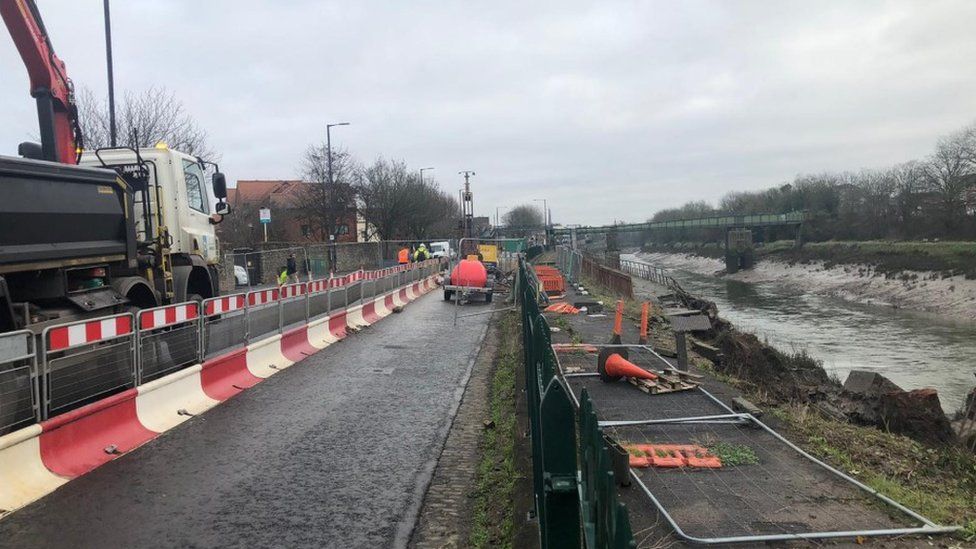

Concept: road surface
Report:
left=0, top=292, right=493, bottom=548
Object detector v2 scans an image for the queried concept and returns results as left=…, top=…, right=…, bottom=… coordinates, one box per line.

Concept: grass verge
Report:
left=769, top=404, right=976, bottom=540
left=469, top=311, right=520, bottom=548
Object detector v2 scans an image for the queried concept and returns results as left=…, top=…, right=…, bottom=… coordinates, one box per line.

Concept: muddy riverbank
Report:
left=638, top=250, right=976, bottom=321
left=626, top=251, right=976, bottom=414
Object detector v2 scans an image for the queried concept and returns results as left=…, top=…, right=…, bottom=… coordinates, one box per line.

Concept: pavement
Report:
left=0, top=291, right=492, bottom=549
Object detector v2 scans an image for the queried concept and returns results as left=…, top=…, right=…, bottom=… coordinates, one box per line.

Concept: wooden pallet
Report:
left=627, top=369, right=701, bottom=394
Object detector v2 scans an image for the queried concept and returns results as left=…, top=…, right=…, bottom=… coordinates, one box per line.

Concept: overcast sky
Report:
left=2, top=1, right=975, bottom=225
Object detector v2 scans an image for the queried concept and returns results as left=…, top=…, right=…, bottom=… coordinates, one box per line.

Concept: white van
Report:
left=429, top=241, right=454, bottom=259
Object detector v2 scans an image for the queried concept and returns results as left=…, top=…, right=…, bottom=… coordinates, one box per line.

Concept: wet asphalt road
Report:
left=0, top=292, right=493, bottom=549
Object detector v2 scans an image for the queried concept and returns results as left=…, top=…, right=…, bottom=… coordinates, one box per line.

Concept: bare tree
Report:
left=356, top=158, right=459, bottom=240
left=925, top=125, right=976, bottom=231
left=77, top=86, right=217, bottom=159
left=503, top=204, right=545, bottom=237
left=890, top=161, right=929, bottom=238
left=296, top=144, right=359, bottom=242
left=355, top=157, right=411, bottom=240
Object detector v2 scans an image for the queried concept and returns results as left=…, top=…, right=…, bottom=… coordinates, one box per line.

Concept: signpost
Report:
left=259, top=208, right=271, bottom=242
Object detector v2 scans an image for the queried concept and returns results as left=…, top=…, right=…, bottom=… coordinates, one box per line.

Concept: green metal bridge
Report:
left=552, top=211, right=808, bottom=236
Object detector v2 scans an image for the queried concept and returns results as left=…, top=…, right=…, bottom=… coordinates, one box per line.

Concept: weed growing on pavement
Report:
left=470, top=311, right=519, bottom=549
left=706, top=442, right=759, bottom=466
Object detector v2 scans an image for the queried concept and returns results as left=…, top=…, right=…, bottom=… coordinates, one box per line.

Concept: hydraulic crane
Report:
left=1, top=0, right=83, bottom=164
left=0, top=0, right=232, bottom=333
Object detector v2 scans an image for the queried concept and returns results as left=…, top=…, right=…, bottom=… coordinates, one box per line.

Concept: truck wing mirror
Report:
left=215, top=201, right=231, bottom=215
left=212, top=172, right=228, bottom=199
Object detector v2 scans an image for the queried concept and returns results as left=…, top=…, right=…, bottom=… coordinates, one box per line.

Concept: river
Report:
left=625, top=253, right=976, bottom=414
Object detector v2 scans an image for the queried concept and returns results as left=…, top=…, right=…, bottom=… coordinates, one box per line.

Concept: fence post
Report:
left=540, top=378, right=581, bottom=548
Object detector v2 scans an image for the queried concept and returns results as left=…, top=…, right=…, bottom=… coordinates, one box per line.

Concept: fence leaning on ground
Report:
left=0, top=258, right=445, bottom=435
left=555, top=246, right=633, bottom=299
left=517, top=256, right=636, bottom=549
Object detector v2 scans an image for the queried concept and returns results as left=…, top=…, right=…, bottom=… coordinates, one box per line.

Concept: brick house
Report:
left=227, top=180, right=359, bottom=244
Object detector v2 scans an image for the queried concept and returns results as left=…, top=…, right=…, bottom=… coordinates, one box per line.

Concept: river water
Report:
left=625, top=253, right=976, bottom=414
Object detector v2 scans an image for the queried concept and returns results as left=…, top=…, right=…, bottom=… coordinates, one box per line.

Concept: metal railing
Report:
left=556, top=246, right=633, bottom=299
left=1, top=258, right=445, bottom=433
left=0, top=330, right=38, bottom=434
left=517, top=256, right=636, bottom=549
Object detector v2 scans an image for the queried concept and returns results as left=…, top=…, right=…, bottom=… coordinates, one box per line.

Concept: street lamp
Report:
left=326, top=122, right=350, bottom=185
left=325, top=122, right=350, bottom=269
left=103, top=0, right=117, bottom=147
left=495, top=206, right=507, bottom=227
left=533, top=198, right=549, bottom=245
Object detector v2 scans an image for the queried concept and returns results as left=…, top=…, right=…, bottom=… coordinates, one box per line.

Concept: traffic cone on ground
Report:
left=598, top=347, right=658, bottom=383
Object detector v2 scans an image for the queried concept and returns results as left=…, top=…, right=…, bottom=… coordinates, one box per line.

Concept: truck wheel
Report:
left=444, top=290, right=453, bottom=301
left=485, top=291, right=493, bottom=303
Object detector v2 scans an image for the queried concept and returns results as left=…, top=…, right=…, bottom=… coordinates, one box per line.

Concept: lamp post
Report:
left=419, top=167, right=434, bottom=183
left=495, top=206, right=506, bottom=228
left=325, top=122, right=350, bottom=269
left=533, top=198, right=549, bottom=244
left=103, top=0, right=117, bottom=147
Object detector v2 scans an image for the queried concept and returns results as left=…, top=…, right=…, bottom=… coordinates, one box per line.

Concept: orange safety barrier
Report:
left=626, top=444, right=723, bottom=469
left=533, top=265, right=566, bottom=296
left=544, top=302, right=580, bottom=314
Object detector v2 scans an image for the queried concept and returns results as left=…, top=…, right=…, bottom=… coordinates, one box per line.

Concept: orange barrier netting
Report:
left=625, top=444, right=723, bottom=469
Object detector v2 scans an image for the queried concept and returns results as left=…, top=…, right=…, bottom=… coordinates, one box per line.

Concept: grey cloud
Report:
left=2, top=0, right=975, bottom=225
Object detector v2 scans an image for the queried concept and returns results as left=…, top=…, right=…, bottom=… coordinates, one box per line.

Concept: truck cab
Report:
left=0, top=145, right=231, bottom=333
left=79, top=145, right=229, bottom=305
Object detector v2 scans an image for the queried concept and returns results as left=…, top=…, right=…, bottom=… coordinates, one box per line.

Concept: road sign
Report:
left=259, top=208, right=271, bottom=224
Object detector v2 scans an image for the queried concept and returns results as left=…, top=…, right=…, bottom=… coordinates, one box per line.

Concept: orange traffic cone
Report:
left=598, top=347, right=658, bottom=382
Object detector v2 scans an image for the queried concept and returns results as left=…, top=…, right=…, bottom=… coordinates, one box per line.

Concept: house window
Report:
left=301, top=224, right=311, bottom=238
left=337, top=223, right=350, bottom=235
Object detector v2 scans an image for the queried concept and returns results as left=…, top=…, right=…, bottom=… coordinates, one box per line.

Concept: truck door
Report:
left=179, top=159, right=219, bottom=263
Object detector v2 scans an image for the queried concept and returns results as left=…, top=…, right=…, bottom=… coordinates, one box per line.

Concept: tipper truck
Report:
left=0, top=0, right=231, bottom=333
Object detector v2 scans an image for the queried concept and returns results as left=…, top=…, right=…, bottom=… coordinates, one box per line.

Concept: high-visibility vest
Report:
left=398, top=248, right=409, bottom=264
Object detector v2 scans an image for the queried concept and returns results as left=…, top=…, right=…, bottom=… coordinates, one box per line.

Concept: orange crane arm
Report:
left=1, top=0, right=82, bottom=163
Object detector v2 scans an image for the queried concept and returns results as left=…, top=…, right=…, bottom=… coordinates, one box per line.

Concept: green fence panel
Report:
left=518, top=256, right=636, bottom=549
left=540, top=377, right=581, bottom=548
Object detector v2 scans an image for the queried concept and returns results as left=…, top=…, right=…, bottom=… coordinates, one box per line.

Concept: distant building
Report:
left=227, top=180, right=358, bottom=244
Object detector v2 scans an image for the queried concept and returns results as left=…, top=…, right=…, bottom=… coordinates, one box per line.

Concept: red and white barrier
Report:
left=247, top=288, right=279, bottom=306
left=204, top=294, right=246, bottom=316
left=47, top=314, right=133, bottom=351
left=139, top=303, right=199, bottom=330
left=0, top=270, right=441, bottom=515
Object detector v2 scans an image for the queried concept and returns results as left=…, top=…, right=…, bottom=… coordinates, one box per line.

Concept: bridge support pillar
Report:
left=724, top=228, right=754, bottom=273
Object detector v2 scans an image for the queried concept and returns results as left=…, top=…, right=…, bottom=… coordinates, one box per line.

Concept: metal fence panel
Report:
left=138, top=302, right=202, bottom=384
left=42, top=313, right=136, bottom=419
left=246, top=288, right=281, bottom=340
left=280, top=283, right=308, bottom=330
left=0, top=330, right=38, bottom=435
left=202, top=294, right=247, bottom=358
left=346, top=281, right=363, bottom=305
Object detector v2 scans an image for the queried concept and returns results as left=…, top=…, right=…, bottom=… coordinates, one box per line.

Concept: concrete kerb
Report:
left=0, top=273, right=440, bottom=519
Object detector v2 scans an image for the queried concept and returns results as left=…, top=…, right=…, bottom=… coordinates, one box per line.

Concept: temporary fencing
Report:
left=12, top=258, right=445, bottom=427
left=41, top=313, right=136, bottom=420
left=138, top=303, right=201, bottom=384
left=0, top=330, right=38, bottom=435
left=556, top=246, right=633, bottom=298
left=517, top=256, right=636, bottom=549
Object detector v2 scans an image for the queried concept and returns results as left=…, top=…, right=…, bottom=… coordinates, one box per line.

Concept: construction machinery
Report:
left=0, top=0, right=230, bottom=333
